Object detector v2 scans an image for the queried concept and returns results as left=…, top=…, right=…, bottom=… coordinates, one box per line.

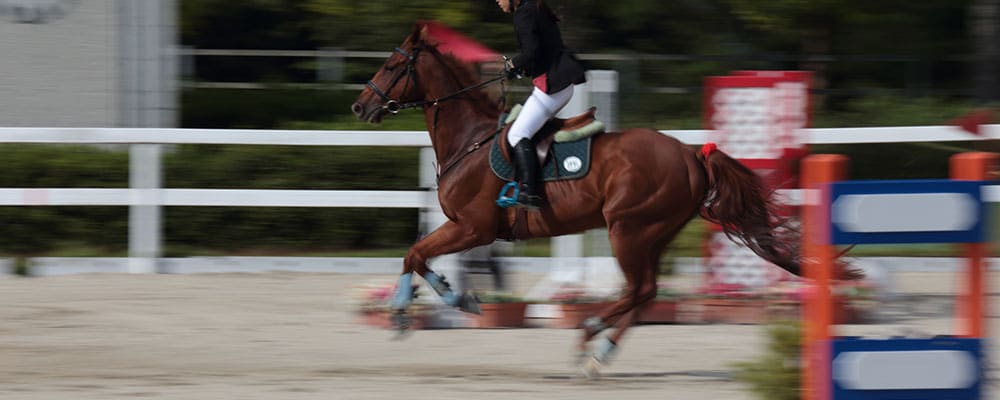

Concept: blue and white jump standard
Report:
left=800, top=152, right=997, bottom=400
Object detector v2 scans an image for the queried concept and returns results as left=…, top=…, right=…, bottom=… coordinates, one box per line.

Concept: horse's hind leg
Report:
left=576, top=224, right=663, bottom=361
left=577, top=221, right=682, bottom=376
left=597, top=250, right=660, bottom=354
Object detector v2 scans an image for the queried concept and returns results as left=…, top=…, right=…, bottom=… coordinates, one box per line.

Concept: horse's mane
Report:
left=412, top=25, right=504, bottom=119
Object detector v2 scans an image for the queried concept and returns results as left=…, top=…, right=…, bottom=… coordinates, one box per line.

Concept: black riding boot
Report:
left=512, top=139, right=543, bottom=209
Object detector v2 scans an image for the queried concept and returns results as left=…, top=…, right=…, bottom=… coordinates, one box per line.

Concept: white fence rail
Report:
left=0, top=124, right=998, bottom=276
left=3, top=124, right=1000, bottom=146
left=0, top=189, right=429, bottom=208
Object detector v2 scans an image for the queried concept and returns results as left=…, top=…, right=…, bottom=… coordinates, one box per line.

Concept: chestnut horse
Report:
left=352, top=23, right=829, bottom=375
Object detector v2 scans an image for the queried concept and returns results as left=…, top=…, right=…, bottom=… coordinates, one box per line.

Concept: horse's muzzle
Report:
left=351, top=102, right=384, bottom=124
left=351, top=102, right=365, bottom=119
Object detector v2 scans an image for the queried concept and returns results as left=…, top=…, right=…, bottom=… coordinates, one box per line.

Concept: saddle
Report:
left=497, top=106, right=602, bottom=165
left=489, top=106, right=605, bottom=183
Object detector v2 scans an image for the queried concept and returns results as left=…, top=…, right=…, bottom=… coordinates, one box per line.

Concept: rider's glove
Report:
left=503, top=57, right=520, bottom=80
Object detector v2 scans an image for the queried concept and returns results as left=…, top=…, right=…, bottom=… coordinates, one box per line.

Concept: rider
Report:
left=497, top=0, right=587, bottom=210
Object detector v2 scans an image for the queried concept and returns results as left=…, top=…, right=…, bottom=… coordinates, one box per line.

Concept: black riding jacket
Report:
left=510, top=0, right=586, bottom=94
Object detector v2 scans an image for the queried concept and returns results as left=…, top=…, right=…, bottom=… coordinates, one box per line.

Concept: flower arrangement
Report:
left=760, top=280, right=812, bottom=302
left=473, top=290, right=526, bottom=304
left=697, top=282, right=776, bottom=300
left=549, top=285, right=614, bottom=304
left=351, top=281, right=423, bottom=313
left=655, top=281, right=684, bottom=299
left=698, top=279, right=879, bottom=303
left=351, top=281, right=433, bottom=329
left=470, top=290, right=530, bottom=328
left=833, top=280, right=878, bottom=300
left=546, top=284, right=614, bottom=328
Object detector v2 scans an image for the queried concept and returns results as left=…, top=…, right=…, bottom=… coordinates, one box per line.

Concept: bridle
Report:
left=366, top=44, right=508, bottom=182
left=366, top=47, right=421, bottom=114
left=366, top=46, right=505, bottom=115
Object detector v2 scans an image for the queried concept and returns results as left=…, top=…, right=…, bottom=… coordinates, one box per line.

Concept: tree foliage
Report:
left=181, top=0, right=976, bottom=56
left=181, top=0, right=988, bottom=101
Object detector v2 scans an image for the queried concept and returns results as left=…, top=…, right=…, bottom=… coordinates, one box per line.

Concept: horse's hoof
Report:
left=390, top=311, right=412, bottom=340
left=573, top=350, right=602, bottom=379
left=579, top=356, right=603, bottom=379
left=459, top=292, right=481, bottom=315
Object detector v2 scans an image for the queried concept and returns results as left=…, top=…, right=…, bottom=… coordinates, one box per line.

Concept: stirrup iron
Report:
left=496, top=181, right=520, bottom=208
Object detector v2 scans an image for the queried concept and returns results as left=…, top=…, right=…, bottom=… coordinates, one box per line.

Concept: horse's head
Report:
left=351, top=24, right=436, bottom=124
left=352, top=23, right=501, bottom=125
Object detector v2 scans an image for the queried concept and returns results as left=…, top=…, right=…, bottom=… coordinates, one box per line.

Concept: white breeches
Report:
left=507, top=85, right=575, bottom=147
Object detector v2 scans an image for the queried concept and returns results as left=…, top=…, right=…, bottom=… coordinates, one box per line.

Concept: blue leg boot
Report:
left=389, top=273, right=417, bottom=334
left=424, top=271, right=481, bottom=315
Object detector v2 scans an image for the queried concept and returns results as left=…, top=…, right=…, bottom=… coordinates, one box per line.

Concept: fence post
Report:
left=950, top=152, right=998, bottom=338
left=801, top=154, right=849, bottom=400
left=318, top=48, right=344, bottom=83
left=128, top=144, right=162, bottom=274
left=121, top=0, right=175, bottom=274
left=586, top=70, right=619, bottom=132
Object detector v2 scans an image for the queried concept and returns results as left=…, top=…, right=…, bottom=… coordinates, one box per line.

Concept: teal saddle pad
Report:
left=489, top=136, right=593, bottom=182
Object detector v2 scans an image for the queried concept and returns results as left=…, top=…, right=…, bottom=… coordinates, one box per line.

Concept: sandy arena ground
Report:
left=0, top=271, right=996, bottom=400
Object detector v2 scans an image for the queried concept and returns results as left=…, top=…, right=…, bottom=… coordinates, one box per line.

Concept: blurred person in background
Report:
left=497, top=0, right=586, bottom=210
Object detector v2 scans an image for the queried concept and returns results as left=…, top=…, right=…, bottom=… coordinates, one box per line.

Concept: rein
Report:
left=367, top=47, right=506, bottom=115
left=367, top=45, right=508, bottom=183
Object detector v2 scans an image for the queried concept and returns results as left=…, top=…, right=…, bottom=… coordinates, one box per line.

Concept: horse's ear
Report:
left=409, top=22, right=438, bottom=47
left=409, top=23, right=429, bottom=45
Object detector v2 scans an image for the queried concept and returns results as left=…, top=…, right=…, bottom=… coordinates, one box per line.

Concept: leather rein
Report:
left=366, top=45, right=506, bottom=182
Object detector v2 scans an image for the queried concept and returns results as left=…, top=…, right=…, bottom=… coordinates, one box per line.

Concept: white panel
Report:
left=832, top=193, right=978, bottom=233
left=833, top=350, right=978, bottom=390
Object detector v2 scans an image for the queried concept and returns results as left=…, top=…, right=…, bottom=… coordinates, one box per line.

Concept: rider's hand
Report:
left=503, top=58, right=520, bottom=80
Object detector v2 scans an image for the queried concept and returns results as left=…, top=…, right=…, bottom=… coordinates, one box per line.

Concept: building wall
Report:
left=0, top=0, right=119, bottom=127
left=0, top=0, right=177, bottom=128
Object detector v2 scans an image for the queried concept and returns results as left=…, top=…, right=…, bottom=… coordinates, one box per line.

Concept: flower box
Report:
left=638, top=300, right=678, bottom=324
left=355, top=309, right=427, bottom=330
left=553, top=302, right=611, bottom=329
left=472, top=302, right=529, bottom=328
left=700, top=298, right=770, bottom=324
left=767, top=298, right=867, bottom=324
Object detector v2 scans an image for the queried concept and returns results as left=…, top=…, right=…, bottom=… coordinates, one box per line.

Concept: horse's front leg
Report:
left=390, top=221, right=491, bottom=321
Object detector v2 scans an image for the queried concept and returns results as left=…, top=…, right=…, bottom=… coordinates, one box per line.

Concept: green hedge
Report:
left=0, top=144, right=419, bottom=256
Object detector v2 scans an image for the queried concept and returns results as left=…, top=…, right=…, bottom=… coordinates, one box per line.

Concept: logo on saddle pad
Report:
left=563, top=156, right=583, bottom=173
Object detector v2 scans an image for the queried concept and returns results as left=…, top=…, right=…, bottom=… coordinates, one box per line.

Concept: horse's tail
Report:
left=695, top=142, right=863, bottom=280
